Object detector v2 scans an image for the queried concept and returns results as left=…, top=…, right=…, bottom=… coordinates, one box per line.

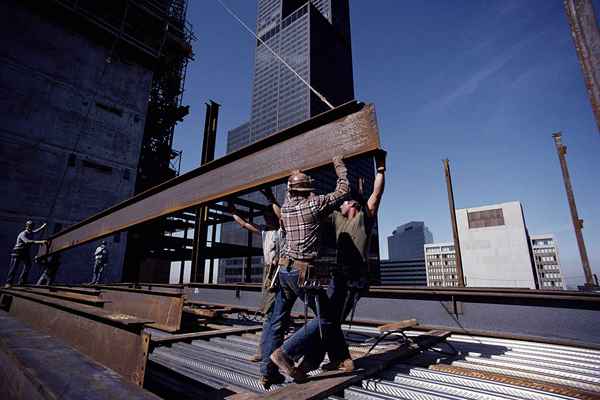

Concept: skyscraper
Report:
left=220, top=0, right=372, bottom=283
left=387, top=222, right=434, bottom=261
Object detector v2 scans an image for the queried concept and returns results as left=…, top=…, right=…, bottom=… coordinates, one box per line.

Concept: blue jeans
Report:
left=260, top=266, right=335, bottom=377
left=6, top=253, right=31, bottom=285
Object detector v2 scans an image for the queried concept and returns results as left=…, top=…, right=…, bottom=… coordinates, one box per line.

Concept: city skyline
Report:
left=172, top=0, right=600, bottom=288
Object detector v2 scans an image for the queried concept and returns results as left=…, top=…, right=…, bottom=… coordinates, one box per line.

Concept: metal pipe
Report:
left=552, top=133, right=595, bottom=288
left=443, top=159, right=465, bottom=287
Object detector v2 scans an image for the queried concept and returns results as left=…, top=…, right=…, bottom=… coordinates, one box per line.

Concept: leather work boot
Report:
left=321, top=358, right=355, bottom=372
left=270, top=348, right=307, bottom=382
left=249, top=353, right=262, bottom=362
left=258, top=371, right=285, bottom=389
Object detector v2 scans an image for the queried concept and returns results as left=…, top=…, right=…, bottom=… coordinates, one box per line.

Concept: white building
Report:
left=456, top=201, right=537, bottom=288
left=424, top=243, right=459, bottom=287
left=530, top=234, right=565, bottom=290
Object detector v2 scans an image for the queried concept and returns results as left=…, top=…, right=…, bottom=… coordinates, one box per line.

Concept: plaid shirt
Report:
left=281, top=170, right=349, bottom=261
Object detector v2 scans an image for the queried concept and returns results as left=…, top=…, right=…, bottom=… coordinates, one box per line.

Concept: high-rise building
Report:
left=380, top=259, right=427, bottom=286
left=387, top=222, right=434, bottom=261
left=424, top=243, right=459, bottom=287
left=456, top=201, right=538, bottom=288
left=220, top=0, right=375, bottom=283
left=530, top=234, right=565, bottom=290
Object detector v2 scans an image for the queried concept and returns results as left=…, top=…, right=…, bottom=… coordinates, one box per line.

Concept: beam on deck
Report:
left=40, top=101, right=380, bottom=256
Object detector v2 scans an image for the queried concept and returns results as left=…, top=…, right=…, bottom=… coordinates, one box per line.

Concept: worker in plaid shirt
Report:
left=259, top=156, right=349, bottom=388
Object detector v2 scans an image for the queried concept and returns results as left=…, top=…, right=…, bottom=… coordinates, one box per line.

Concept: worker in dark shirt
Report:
left=4, top=220, right=47, bottom=287
left=299, top=150, right=386, bottom=374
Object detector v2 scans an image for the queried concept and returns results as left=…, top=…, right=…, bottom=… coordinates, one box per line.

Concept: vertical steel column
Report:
left=552, top=133, right=595, bottom=287
left=191, top=101, right=220, bottom=283
left=564, top=0, right=600, bottom=134
left=443, top=159, right=465, bottom=287
left=245, top=208, right=253, bottom=283
left=179, top=216, right=189, bottom=284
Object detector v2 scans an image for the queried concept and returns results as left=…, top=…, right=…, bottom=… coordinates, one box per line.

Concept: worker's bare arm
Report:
left=227, top=202, right=260, bottom=234
left=367, top=150, right=386, bottom=218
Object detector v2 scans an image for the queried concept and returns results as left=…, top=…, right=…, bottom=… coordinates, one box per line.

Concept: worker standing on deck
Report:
left=4, top=220, right=47, bottom=287
left=259, top=156, right=349, bottom=388
left=227, top=187, right=286, bottom=363
left=300, top=150, right=387, bottom=374
left=36, top=253, right=61, bottom=286
left=90, top=240, right=108, bottom=285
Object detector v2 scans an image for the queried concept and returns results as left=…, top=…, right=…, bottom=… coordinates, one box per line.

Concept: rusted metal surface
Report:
left=40, top=101, right=380, bottom=256
left=98, top=285, right=185, bottom=332
left=552, top=133, right=595, bottom=287
left=565, top=0, right=600, bottom=133
left=442, top=159, right=465, bottom=287
left=1, top=289, right=152, bottom=386
left=150, top=325, right=263, bottom=346
left=17, top=286, right=107, bottom=307
left=431, top=364, right=600, bottom=399
left=0, top=310, right=159, bottom=400
left=236, top=330, right=450, bottom=400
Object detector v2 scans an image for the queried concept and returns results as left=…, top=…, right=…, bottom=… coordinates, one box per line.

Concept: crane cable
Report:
left=215, top=0, right=335, bottom=110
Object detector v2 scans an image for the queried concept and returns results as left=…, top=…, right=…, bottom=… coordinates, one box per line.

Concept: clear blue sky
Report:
left=173, top=0, right=600, bottom=288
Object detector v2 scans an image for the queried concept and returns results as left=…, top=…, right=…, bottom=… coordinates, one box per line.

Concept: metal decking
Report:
left=148, top=325, right=600, bottom=399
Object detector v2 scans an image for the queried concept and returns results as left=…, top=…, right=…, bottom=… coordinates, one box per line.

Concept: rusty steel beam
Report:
left=98, top=285, right=185, bottom=332
left=39, top=101, right=380, bottom=256
left=150, top=325, right=263, bottom=346
left=565, top=0, right=600, bottom=133
left=0, top=289, right=152, bottom=385
left=442, top=159, right=465, bottom=287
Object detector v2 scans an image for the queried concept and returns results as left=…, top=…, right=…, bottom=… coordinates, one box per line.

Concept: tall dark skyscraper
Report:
left=220, top=0, right=374, bottom=283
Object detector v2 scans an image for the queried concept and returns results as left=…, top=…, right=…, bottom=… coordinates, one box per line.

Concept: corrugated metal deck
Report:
left=147, top=324, right=600, bottom=399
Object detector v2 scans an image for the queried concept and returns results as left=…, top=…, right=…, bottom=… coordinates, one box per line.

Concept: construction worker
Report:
left=259, top=156, right=349, bottom=388
left=90, top=240, right=108, bottom=285
left=300, top=150, right=387, bottom=373
left=227, top=187, right=285, bottom=362
left=4, top=220, right=47, bottom=287
left=36, top=253, right=61, bottom=286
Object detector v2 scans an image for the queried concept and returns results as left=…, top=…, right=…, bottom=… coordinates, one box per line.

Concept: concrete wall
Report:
left=0, top=1, right=153, bottom=284
left=457, top=201, right=536, bottom=288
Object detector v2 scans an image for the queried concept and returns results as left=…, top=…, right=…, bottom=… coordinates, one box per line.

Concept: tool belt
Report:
left=278, top=256, right=329, bottom=288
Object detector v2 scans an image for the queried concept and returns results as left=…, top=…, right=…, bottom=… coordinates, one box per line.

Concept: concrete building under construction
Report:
left=0, top=0, right=193, bottom=284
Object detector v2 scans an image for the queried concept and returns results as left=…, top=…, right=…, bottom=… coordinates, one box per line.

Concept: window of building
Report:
left=467, top=208, right=505, bottom=229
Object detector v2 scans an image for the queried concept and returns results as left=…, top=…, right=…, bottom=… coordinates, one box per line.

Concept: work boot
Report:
left=258, top=371, right=285, bottom=389
left=321, top=358, right=354, bottom=372
left=270, top=348, right=307, bottom=382
left=249, top=353, right=262, bottom=362
left=3, top=284, right=11, bottom=289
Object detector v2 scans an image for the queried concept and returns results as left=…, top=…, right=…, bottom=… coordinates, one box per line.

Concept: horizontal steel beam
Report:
left=41, top=101, right=380, bottom=256
left=0, top=289, right=151, bottom=385
left=150, top=325, right=262, bottom=346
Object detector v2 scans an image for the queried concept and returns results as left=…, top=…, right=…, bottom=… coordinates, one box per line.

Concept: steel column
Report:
left=443, top=159, right=465, bottom=287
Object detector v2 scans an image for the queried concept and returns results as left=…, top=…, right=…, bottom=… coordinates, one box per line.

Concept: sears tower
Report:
left=221, top=0, right=371, bottom=283
left=227, top=0, right=355, bottom=152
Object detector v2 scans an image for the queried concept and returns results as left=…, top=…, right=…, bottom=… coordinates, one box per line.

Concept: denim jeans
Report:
left=260, top=266, right=334, bottom=377
left=300, top=273, right=359, bottom=369
left=6, top=253, right=31, bottom=285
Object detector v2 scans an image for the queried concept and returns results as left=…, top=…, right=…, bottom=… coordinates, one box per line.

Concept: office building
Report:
left=456, top=201, right=537, bottom=288
left=388, top=222, right=433, bottom=261
left=424, top=243, right=459, bottom=287
left=380, top=259, right=427, bottom=286
left=220, top=0, right=376, bottom=283
left=531, top=234, right=565, bottom=290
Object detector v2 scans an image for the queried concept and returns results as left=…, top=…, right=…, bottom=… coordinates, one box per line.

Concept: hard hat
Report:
left=288, top=170, right=314, bottom=192
left=25, top=220, right=33, bottom=227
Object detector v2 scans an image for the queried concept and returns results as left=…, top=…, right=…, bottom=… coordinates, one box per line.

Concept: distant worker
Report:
left=260, top=156, right=349, bottom=388
left=90, top=240, right=108, bottom=285
left=4, top=220, right=47, bottom=288
left=227, top=187, right=285, bottom=363
left=36, top=253, right=61, bottom=286
left=300, top=150, right=387, bottom=374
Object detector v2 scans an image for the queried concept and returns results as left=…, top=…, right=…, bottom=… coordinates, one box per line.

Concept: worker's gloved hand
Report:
left=375, top=149, right=387, bottom=172
left=332, top=156, right=347, bottom=177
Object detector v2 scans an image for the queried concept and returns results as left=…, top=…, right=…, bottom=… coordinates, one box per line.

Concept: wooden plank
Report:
left=232, top=330, right=450, bottom=400
left=151, top=325, right=263, bottom=345
left=377, top=318, right=418, bottom=332
left=40, top=102, right=380, bottom=256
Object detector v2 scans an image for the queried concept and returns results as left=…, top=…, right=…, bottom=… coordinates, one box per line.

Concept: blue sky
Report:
left=173, top=1, right=600, bottom=288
